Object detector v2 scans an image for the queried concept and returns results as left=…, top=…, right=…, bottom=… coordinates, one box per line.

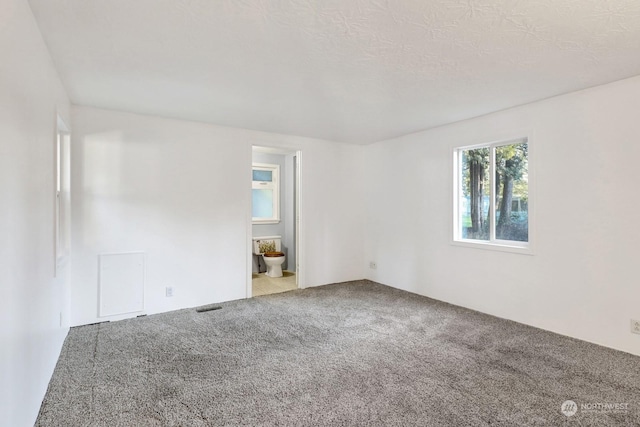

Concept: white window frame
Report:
left=55, top=116, right=71, bottom=275
left=453, top=136, right=533, bottom=255
left=252, top=162, right=280, bottom=224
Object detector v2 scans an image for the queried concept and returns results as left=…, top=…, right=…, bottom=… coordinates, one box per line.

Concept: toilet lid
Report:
left=263, top=252, right=285, bottom=257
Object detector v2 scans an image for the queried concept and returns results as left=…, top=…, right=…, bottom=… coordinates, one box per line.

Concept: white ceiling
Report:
left=28, top=0, right=640, bottom=144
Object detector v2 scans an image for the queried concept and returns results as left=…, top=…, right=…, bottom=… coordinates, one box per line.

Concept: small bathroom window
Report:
left=252, top=163, right=280, bottom=224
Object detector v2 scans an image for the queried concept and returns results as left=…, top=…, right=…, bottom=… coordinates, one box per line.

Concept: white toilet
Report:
left=252, top=236, right=286, bottom=278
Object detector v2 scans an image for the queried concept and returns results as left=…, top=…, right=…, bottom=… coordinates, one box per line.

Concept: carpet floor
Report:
left=36, top=280, right=640, bottom=426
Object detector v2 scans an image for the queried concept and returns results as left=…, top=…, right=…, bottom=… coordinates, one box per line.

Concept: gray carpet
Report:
left=36, top=280, right=640, bottom=426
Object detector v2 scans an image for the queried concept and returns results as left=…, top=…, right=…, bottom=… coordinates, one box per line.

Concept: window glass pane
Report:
left=495, top=142, right=528, bottom=242
left=460, top=147, right=490, bottom=240
left=252, top=189, right=273, bottom=218
left=252, top=169, right=273, bottom=182
left=56, top=134, right=61, bottom=192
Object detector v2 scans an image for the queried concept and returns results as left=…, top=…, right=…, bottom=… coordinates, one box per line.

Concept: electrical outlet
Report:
left=166, top=286, right=174, bottom=297
left=369, top=262, right=377, bottom=269
left=631, top=319, right=640, bottom=335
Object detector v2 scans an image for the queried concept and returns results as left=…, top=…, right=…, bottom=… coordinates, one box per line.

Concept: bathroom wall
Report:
left=284, top=153, right=296, bottom=272
left=363, top=75, right=640, bottom=356
left=251, top=151, right=294, bottom=272
left=0, top=0, right=71, bottom=425
left=70, top=105, right=365, bottom=326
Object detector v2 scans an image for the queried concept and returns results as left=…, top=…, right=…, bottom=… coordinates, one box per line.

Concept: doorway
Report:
left=248, top=146, right=302, bottom=297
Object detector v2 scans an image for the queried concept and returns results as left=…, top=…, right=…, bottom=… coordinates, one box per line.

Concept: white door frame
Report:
left=247, top=145, right=304, bottom=298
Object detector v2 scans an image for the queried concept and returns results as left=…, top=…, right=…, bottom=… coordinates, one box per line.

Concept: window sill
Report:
left=452, top=239, right=533, bottom=255
left=253, top=219, right=280, bottom=225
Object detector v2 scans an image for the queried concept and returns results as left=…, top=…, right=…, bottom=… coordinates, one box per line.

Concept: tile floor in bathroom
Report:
left=252, top=271, right=297, bottom=297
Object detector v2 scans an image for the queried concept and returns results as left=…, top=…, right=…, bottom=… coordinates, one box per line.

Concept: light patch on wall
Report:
left=98, top=252, right=145, bottom=317
left=83, top=132, right=125, bottom=195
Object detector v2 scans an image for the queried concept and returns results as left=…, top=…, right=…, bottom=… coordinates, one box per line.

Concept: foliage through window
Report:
left=455, top=138, right=529, bottom=247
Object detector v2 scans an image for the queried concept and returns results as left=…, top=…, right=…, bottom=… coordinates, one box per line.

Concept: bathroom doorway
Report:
left=249, top=146, right=302, bottom=297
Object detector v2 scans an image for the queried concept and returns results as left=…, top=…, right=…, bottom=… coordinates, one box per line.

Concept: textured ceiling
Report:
left=28, top=0, right=640, bottom=144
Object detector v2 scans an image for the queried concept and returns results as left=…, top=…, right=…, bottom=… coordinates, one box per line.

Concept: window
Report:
left=55, top=116, right=71, bottom=274
left=252, top=163, right=280, bottom=224
left=454, top=138, right=529, bottom=250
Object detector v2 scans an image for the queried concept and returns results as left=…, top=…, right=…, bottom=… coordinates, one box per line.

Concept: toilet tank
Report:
left=252, top=236, right=281, bottom=254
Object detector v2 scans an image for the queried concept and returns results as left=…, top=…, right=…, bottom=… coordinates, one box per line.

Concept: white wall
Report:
left=71, top=106, right=364, bottom=326
left=0, top=0, right=71, bottom=425
left=364, top=75, right=640, bottom=356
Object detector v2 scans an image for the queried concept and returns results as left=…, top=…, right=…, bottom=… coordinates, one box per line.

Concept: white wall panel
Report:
left=99, top=253, right=145, bottom=317
left=0, top=1, right=71, bottom=425
left=70, top=106, right=365, bottom=326
left=364, top=75, right=640, bottom=357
